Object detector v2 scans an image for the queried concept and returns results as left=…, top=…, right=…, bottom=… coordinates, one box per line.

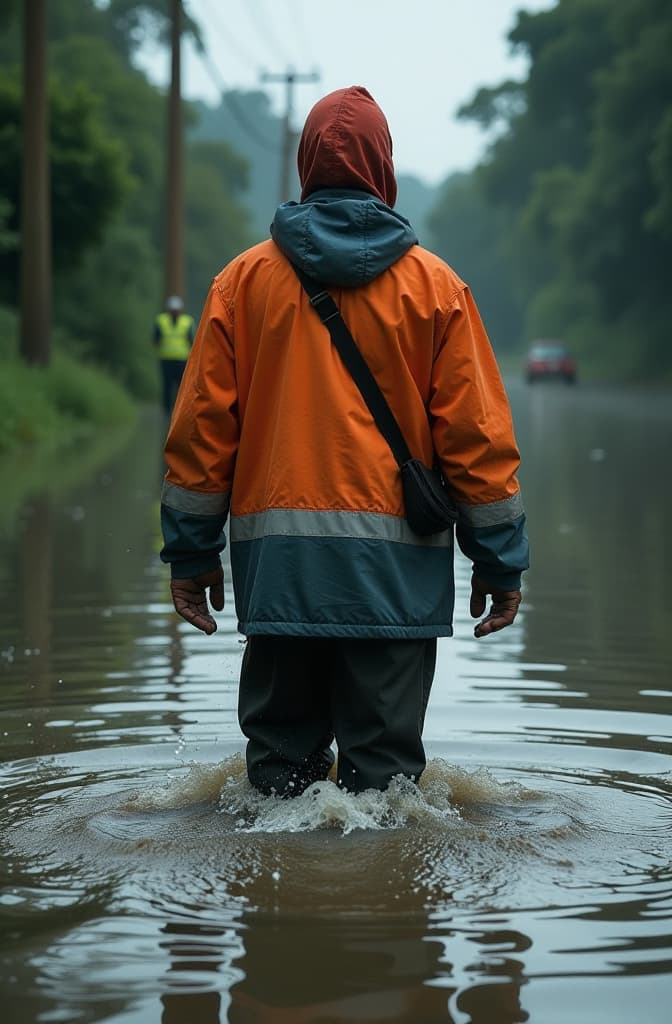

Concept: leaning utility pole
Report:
left=164, top=0, right=184, bottom=301
left=260, top=69, right=320, bottom=204
left=20, top=0, right=51, bottom=366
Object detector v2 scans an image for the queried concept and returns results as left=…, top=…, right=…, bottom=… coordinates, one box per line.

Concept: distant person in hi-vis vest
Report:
left=153, top=296, right=195, bottom=414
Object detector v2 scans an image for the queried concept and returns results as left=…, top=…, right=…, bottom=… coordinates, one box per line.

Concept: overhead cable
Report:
left=243, top=0, right=297, bottom=68
left=199, top=0, right=262, bottom=70
left=196, top=45, right=280, bottom=153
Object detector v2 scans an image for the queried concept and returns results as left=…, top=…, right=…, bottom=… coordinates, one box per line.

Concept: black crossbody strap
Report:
left=291, top=262, right=413, bottom=468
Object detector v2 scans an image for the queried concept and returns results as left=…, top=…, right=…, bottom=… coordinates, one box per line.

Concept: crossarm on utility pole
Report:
left=260, top=69, right=320, bottom=204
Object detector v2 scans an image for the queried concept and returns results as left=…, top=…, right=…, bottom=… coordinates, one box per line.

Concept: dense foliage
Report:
left=0, top=73, right=132, bottom=305
left=0, top=306, right=135, bottom=454
left=0, top=0, right=254, bottom=398
left=1, top=0, right=670, bottom=391
left=428, top=0, right=672, bottom=380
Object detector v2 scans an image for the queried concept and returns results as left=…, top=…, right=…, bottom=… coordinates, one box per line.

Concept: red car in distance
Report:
left=525, top=341, right=577, bottom=384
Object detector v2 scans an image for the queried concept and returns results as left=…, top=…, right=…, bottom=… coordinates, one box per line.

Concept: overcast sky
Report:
left=139, top=0, right=554, bottom=186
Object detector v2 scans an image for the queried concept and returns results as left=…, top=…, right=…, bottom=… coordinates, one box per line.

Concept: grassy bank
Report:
left=0, top=303, right=138, bottom=454
left=0, top=350, right=136, bottom=455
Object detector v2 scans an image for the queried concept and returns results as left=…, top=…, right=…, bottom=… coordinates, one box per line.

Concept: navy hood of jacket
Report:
left=270, top=188, right=418, bottom=288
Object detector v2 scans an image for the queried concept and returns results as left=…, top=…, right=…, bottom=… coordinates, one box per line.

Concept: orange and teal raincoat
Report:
left=160, top=87, right=529, bottom=638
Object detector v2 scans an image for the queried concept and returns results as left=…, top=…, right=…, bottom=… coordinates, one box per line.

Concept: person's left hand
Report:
left=170, top=566, right=224, bottom=634
left=470, top=574, right=522, bottom=638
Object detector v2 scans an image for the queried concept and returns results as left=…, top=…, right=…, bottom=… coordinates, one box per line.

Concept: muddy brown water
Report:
left=0, top=382, right=670, bottom=1023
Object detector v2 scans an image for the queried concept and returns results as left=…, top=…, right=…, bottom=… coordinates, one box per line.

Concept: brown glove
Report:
left=170, top=566, right=224, bottom=635
left=470, top=574, right=522, bottom=638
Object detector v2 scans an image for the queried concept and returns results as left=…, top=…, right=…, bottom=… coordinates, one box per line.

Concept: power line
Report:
left=198, top=0, right=262, bottom=72
left=280, top=0, right=313, bottom=69
left=279, top=1, right=321, bottom=115
left=244, top=0, right=296, bottom=68
left=197, top=45, right=280, bottom=153
left=185, top=1, right=281, bottom=153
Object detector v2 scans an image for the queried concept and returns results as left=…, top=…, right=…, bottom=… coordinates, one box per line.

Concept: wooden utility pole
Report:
left=260, top=69, right=320, bottom=204
left=164, top=0, right=184, bottom=301
left=20, top=0, right=51, bottom=366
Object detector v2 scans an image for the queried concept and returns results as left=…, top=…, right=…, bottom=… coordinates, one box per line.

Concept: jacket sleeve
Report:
left=430, top=286, right=529, bottom=591
left=160, top=282, right=238, bottom=579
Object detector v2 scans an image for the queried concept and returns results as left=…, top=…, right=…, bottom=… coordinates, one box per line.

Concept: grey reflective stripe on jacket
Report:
left=457, top=492, right=524, bottom=528
left=230, top=508, right=452, bottom=547
left=162, top=480, right=230, bottom=517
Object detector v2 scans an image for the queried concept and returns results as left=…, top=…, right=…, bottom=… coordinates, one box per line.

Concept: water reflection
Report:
left=1, top=735, right=671, bottom=1022
left=228, top=918, right=453, bottom=1022
left=514, top=382, right=672, bottom=695
left=0, top=388, right=671, bottom=1023
left=5, top=749, right=544, bottom=1024
left=15, top=494, right=54, bottom=758
left=160, top=921, right=228, bottom=1024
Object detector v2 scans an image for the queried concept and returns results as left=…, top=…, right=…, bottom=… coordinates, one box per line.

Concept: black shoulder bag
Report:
left=291, top=263, right=457, bottom=537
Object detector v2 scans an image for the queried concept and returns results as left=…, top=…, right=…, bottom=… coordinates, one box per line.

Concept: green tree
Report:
left=0, top=198, right=17, bottom=255
left=190, top=91, right=286, bottom=241
left=456, top=0, right=672, bottom=380
left=104, top=0, right=203, bottom=60
left=0, top=74, right=131, bottom=305
left=185, top=140, right=252, bottom=312
left=53, top=221, right=161, bottom=398
left=0, top=0, right=265, bottom=396
left=427, top=173, right=522, bottom=353
left=50, top=34, right=165, bottom=239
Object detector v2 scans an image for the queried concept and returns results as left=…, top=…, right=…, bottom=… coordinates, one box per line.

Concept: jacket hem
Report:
left=237, top=620, right=453, bottom=639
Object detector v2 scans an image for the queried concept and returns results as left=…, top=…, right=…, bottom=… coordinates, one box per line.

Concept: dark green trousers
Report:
left=238, top=636, right=437, bottom=796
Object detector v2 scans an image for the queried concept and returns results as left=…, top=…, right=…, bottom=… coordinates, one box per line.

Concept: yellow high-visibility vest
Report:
left=156, top=312, right=193, bottom=360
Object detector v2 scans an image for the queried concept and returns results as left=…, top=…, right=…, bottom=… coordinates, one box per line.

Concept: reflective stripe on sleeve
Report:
left=161, top=480, right=230, bottom=516
left=457, top=492, right=524, bottom=528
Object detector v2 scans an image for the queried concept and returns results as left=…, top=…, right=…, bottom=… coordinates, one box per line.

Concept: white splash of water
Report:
left=219, top=774, right=417, bottom=834
left=218, top=758, right=536, bottom=835
left=122, top=757, right=245, bottom=811
left=122, top=754, right=538, bottom=835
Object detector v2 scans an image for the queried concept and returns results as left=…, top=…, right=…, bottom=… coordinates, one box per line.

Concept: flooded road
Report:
left=1, top=383, right=671, bottom=1024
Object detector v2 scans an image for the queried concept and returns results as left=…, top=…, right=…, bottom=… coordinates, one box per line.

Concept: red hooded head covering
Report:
left=297, top=86, right=397, bottom=207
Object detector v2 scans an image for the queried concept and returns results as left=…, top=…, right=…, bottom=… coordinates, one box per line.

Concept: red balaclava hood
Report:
left=297, top=86, right=397, bottom=207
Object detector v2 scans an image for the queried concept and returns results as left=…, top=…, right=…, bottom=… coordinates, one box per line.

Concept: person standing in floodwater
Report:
left=159, top=86, right=529, bottom=796
left=153, top=295, right=195, bottom=415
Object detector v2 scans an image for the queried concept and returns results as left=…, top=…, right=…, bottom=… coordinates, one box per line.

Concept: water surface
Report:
left=1, top=386, right=671, bottom=1023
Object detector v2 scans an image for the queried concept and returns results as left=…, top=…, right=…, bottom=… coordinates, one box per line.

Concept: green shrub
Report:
left=0, top=349, right=135, bottom=454
left=45, top=351, right=135, bottom=424
left=0, top=304, right=17, bottom=360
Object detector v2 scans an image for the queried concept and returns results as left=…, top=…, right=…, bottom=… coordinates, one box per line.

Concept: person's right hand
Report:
left=170, top=566, right=224, bottom=634
left=470, top=575, right=522, bottom=638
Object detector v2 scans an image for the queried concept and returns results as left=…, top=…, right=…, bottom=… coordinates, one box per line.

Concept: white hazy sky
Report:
left=140, top=0, right=554, bottom=185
